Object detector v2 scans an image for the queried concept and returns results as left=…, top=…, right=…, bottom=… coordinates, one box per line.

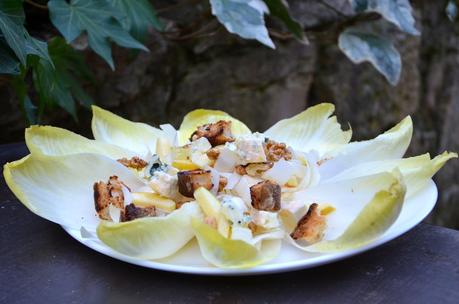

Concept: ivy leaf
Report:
left=12, top=73, right=37, bottom=124
left=350, top=0, right=419, bottom=35
left=338, top=29, right=401, bottom=85
left=0, top=10, right=27, bottom=64
left=107, top=0, right=164, bottom=41
left=48, top=37, right=94, bottom=82
left=48, top=0, right=148, bottom=69
left=0, top=2, right=52, bottom=68
left=48, top=37, right=94, bottom=108
left=446, top=0, right=458, bottom=22
left=22, top=96, right=38, bottom=124
left=263, top=0, right=307, bottom=43
left=210, top=0, right=275, bottom=48
left=25, top=34, right=53, bottom=64
left=0, top=0, right=25, bottom=24
left=33, top=57, right=78, bottom=120
left=0, top=37, right=20, bottom=74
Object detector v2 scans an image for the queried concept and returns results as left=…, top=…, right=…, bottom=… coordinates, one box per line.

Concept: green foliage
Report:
left=0, top=0, right=425, bottom=124
left=339, top=0, right=418, bottom=85
left=446, top=0, right=458, bottom=22
left=48, top=0, right=148, bottom=70
left=263, top=0, right=307, bottom=43
left=351, top=0, right=419, bottom=35
left=0, top=0, right=161, bottom=124
left=107, top=0, right=164, bottom=41
left=11, top=67, right=36, bottom=124
left=32, top=37, right=96, bottom=121
left=0, top=38, right=20, bottom=75
left=338, top=30, right=401, bottom=85
left=210, top=0, right=274, bottom=48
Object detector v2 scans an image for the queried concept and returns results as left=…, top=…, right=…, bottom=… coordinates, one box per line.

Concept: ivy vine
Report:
left=0, top=0, right=444, bottom=123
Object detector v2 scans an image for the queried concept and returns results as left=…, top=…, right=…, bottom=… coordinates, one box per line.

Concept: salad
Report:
left=4, top=103, right=456, bottom=268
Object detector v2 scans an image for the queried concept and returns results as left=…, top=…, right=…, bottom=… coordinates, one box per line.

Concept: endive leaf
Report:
left=311, top=179, right=405, bottom=252
left=192, top=219, right=281, bottom=268
left=25, top=125, right=137, bottom=159
left=291, top=170, right=405, bottom=249
left=91, top=106, right=165, bottom=157
left=97, top=202, right=203, bottom=260
left=3, top=153, right=146, bottom=231
left=178, top=109, right=251, bottom=145
left=326, top=151, right=457, bottom=197
left=264, top=103, right=352, bottom=156
left=320, top=116, right=413, bottom=179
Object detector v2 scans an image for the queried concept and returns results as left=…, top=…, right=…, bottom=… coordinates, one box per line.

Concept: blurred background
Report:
left=1, top=0, right=458, bottom=228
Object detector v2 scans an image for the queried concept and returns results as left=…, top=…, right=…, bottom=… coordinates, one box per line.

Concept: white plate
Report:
left=63, top=180, right=437, bottom=276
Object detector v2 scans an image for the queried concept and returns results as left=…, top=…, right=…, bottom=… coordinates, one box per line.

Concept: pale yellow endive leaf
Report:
left=192, top=219, right=281, bottom=268
left=325, top=151, right=457, bottom=197
left=97, top=202, right=203, bottom=260
left=91, top=106, right=165, bottom=157
left=291, top=170, right=405, bottom=252
left=264, top=103, right=351, bottom=156
left=3, top=153, right=146, bottom=231
left=311, top=180, right=405, bottom=252
left=178, top=109, right=251, bottom=145
left=25, top=125, right=137, bottom=159
left=320, top=116, right=413, bottom=179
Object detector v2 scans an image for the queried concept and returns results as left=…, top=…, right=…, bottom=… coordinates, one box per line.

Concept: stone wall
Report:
left=0, top=0, right=458, bottom=227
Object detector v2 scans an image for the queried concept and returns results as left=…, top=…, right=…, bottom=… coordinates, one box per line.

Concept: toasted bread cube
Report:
left=93, top=176, right=125, bottom=220
left=250, top=180, right=281, bottom=211
left=177, top=169, right=213, bottom=197
left=121, top=203, right=157, bottom=222
left=290, top=203, right=327, bottom=243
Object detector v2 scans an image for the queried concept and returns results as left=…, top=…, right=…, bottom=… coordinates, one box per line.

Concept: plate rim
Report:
left=62, top=179, right=438, bottom=276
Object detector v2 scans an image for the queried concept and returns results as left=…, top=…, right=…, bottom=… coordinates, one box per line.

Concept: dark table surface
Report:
left=1, top=143, right=459, bottom=304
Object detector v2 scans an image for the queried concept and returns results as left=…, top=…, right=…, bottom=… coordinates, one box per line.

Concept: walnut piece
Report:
left=235, top=162, right=273, bottom=176
left=190, top=120, right=234, bottom=146
left=290, top=203, right=327, bottom=243
left=250, top=180, right=281, bottom=211
left=263, top=139, right=292, bottom=162
left=117, top=156, right=148, bottom=170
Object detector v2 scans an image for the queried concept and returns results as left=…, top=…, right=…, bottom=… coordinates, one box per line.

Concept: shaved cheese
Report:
left=232, top=175, right=262, bottom=205
left=214, top=146, right=240, bottom=172
left=262, top=159, right=305, bottom=186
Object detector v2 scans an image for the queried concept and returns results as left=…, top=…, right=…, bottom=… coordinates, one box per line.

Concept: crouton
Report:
left=250, top=180, right=281, bottom=211
left=177, top=169, right=213, bottom=197
left=121, top=203, right=157, bottom=222
left=290, top=203, right=327, bottom=243
left=93, top=176, right=125, bottom=220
